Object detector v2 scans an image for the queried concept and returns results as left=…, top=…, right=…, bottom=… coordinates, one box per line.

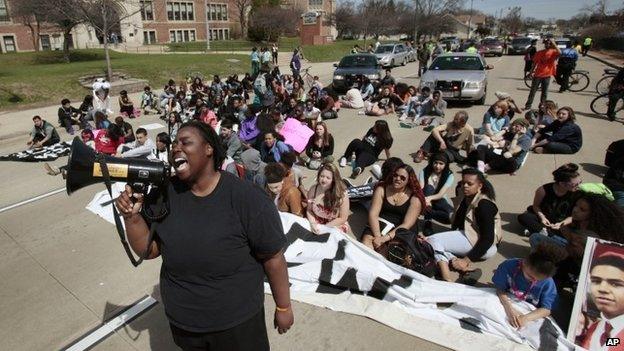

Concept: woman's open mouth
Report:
left=174, top=158, right=189, bottom=172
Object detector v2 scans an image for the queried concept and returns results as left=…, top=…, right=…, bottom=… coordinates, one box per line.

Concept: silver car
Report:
left=374, top=43, right=410, bottom=67
left=419, top=52, right=493, bottom=105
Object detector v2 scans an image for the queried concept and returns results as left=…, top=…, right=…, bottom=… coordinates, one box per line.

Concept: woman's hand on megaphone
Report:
left=116, top=185, right=144, bottom=219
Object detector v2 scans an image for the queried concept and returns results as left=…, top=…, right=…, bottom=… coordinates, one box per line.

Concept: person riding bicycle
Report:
left=555, top=42, right=579, bottom=93
left=607, top=66, right=624, bottom=121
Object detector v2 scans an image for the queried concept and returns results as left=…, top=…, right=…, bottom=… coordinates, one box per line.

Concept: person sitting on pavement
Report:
left=57, top=98, right=82, bottom=135
left=306, top=163, right=351, bottom=234
left=345, top=157, right=404, bottom=204
left=140, top=86, right=161, bottom=115
left=399, top=86, right=431, bottom=122
left=418, top=153, right=455, bottom=236
left=79, top=95, right=95, bottom=123
left=467, top=119, right=532, bottom=175
left=359, top=77, right=375, bottom=101
left=220, top=119, right=243, bottom=163
left=339, top=83, right=365, bottom=109
left=114, top=116, right=135, bottom=143
left=364, top=86, right=395, bottom=116
left=115, top=127, right=155, bottom=158
left=167, top=112, right=182, bottom=142
left=517, top=163, right=581, bottom=237
left=413, top=90, right=447, bottom=127
left=361, top=164, right=426, bottom=250
left=526, top=100, right=556, bottom=134
left=95, top=123, right=125, bottom=155
left=426, top=168, right=501, bottom=285
left=531, top=106, right=582, bottom=154
left=475, top=100, right=511, bottom=145
left=493, top=243, right=567, bottom=330
left=265, top=162, right=304, bottom=217
left=151, top=132, right=171, bottom=168
left=27, top=116, right=60, bottom=149
left=413, top=111, right=474, bottom=164
left=301, top=122, right=335, bottom=169
left=604, top=153, right=624, bottom=207
left=380, top=69, right=396, bottom=89
left=317, top=89, right=338, bottom=120
left=118, top=90, right=136, bottom=118
left=303, top=99, right=321, bottom=128
left=260, top=131, right=291, bottom=163
left=339, top=120, right=393, bottom=179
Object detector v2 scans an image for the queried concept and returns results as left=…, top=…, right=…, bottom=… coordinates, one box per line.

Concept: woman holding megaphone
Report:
left=115, top=121, right=293, bottom=350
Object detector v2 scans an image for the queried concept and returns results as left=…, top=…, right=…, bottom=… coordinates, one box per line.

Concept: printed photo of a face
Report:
left=571, top=239, right=624, bottom=351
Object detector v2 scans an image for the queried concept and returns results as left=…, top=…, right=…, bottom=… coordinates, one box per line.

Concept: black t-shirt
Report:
left=143, top=172, right=286, bottom=332
left=362, top=128, right=393, bottom=157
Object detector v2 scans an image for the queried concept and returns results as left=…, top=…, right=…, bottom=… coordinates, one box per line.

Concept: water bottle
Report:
left=351, top=152, right=357, bottom=173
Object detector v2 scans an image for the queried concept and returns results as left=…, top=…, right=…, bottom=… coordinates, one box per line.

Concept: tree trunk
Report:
left=63, top=29, right=71, bottom=63
left=102, top=4, right=113, bottom=82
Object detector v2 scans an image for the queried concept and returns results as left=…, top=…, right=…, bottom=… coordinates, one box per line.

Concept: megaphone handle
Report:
left=129, top=183, right=147, bottom=204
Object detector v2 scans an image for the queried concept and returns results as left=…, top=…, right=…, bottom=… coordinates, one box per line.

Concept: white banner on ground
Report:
left=85, top=192, right=575, bottom=351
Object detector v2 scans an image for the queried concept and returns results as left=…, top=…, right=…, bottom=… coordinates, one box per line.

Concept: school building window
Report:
left=169, top=29, right=196, bottom=43
left=308, top=0, right=323, bottom=6
left=140, top=1, right=154, bottom=21
left=3, top=35, right=16, bottom=52
left=209, top=28, right=229, bottom=40
left=207, top=4, right=228, bottom=21
left=0, top=0, right=10, bottom=22
left=167, top=2, right=194, bottom=21
left=143, top=30, right=157, bottom=44
left=40, top=35, right=51, bottom=50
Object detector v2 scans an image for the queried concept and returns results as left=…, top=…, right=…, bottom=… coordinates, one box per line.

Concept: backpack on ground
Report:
left=378, top=228, right=437, bottom=277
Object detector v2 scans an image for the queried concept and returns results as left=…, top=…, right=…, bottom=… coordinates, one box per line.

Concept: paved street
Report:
left=0, top=53, right=621, bottom=351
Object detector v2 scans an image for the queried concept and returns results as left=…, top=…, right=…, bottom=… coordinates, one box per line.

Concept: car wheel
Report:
left=402, top=58, right=407, bottom=66
left=391, top=59, right=395, bottom=67
left=498, top=53, right=503, bottom=57
left=476, top=92, right=486, bottom=105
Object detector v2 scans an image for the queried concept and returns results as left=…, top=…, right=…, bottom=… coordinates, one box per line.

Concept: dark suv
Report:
left=508, top=37, right=532, bottom=55
left=332, top=54, right=383, bottom=92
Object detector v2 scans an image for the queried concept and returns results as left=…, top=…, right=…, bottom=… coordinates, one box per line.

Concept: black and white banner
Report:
left=86, top=190, right=575, bottom=351
left=0, top=141, right=71, bottom=162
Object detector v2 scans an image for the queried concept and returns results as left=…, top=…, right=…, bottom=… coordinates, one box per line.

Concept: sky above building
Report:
left=472, top=0, right=621, bottom=20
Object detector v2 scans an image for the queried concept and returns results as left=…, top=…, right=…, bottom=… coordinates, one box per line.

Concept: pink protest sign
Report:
left=280, top=118, right=313, bottom=153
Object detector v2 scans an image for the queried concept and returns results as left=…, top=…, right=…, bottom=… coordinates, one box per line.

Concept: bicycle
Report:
left=590, top=93, right=624, bottom=120
left=595, top=68, right=619, bottom=95
left=300, top=67, right=315, bottom=91
left=524, top=70, right=590, bottom=92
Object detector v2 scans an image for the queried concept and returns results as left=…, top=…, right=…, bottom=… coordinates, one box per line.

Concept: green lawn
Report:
left=166, top=38, right=392, bottom=63
left=0, top=50, right=249, bottom=110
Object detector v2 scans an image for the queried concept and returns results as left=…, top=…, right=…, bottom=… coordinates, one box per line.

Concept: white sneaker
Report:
left=398, top=114, right=407, bottom=121
left=339, top=157, right=347, bottom=167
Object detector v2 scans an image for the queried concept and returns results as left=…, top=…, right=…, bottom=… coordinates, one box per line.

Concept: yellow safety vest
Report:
left=466, top=47, right=478, bottom=54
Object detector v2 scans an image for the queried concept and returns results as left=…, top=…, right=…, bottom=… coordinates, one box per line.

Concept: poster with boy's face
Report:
left=568, top=237, right=624, bottom=350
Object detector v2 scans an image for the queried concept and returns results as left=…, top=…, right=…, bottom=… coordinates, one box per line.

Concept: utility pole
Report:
left=467, top=0, right=473, bottom=39
left=204, top=0, right=210, bottom=51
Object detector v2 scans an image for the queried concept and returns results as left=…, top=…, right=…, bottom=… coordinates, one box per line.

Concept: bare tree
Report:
left=500, top=6, right=523, bottom=34
left=11, top=0, right=48, bottom=51
left=234, top=0, right=252, bottom=38
left=43, top=0, right=83, bottom=62
left=334, top=0, right=362, bottom=39
left=581, top=0, right=609, bottom=19
left=360, top=0, right=398, bottom=39
left=412, top=0, right=464, bottom=42
left=50, top=0, right=145, bottom=80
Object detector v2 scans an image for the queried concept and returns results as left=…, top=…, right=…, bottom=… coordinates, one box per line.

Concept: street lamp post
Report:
left=204, top=0, right=210, bottom=51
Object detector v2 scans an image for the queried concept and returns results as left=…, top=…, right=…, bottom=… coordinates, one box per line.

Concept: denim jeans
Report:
left=529, top=232, right=568, bottom=249
left=525, top=76, right=551, bottom=109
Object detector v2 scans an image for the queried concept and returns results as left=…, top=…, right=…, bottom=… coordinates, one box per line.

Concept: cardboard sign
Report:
left=280, top=118, right=313, bottom=153
left=568, top=237, right=624, bottom=350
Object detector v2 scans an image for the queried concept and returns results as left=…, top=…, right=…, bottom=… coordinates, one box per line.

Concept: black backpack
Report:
left=383, top=228, right=437, bottom=277
left=606, top=139, right=624, bottom=168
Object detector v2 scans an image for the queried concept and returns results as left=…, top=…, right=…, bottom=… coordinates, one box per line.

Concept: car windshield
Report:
left=339, top=55, right=378, bottom=68
left=512, top=38, right=531, bottom=45
left=375, top=45, right=394, bottom=54
left=430, top=56, right=484, bottom=71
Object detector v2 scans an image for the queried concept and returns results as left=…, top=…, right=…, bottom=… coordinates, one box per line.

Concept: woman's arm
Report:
left=427, top=176, right=453, bottom=202
left=325, top=136, right=335, bottom=157
left=326, top=193, right=351, bottom=228
left=531, top=186, right=550, bottom=226
left=259, top=249, right=294, bottom=334
left=306, top=186, right=320, bottom=232
left=384, top=196, right=422, bottom=243
left=366, top=187, right=385, bottom=237
left=465, top=200, right=497, bottom=262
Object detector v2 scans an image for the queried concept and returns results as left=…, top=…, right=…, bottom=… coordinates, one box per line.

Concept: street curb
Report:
left=587, top=53, right=622, bottom=69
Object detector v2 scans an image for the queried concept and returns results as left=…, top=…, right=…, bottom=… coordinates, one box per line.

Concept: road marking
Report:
left=0, top=187, right=66, bottom=214
left=62, top=295, right=158, bottom=351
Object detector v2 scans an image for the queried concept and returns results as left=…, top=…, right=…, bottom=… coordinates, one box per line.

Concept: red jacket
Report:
left=94, top=130, right=124, bottom=155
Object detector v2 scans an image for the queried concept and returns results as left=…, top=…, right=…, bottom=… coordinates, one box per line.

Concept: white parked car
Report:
left=374, top=43, right=410, bottom=67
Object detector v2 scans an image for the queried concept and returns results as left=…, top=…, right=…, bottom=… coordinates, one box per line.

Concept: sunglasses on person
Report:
left=393, top=173, right=407, bottom=181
